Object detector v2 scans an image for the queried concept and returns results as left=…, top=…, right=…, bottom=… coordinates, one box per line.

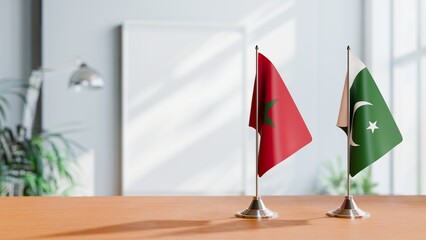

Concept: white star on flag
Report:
left=367, top=121, right=379, bottom=133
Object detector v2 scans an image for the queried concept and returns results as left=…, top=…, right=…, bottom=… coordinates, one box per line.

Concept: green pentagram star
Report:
left=263, top=99, right=278, bottom=127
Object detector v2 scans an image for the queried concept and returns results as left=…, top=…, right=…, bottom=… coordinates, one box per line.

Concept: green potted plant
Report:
left=0, top=79, right=80, bottom=196
left=318, top=156, right=378, bottom=195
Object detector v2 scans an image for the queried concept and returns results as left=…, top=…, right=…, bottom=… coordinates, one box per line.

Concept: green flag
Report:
left=337, top=51, right=402, bottom=176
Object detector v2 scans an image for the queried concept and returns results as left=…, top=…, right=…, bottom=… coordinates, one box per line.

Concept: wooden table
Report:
left=1, top=196, right=425, bottom=239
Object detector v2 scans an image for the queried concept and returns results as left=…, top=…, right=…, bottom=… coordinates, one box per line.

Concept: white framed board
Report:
left=121, top=21, right=248, bottom=195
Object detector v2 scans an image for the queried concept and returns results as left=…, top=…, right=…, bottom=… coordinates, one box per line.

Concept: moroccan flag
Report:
left=337, top=51, right=402, bottom=176
left=249, top=53, right=312, bottom=177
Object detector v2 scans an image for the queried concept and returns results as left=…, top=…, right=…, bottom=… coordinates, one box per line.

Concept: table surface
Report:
left=1, top=195, right=426, bottom=239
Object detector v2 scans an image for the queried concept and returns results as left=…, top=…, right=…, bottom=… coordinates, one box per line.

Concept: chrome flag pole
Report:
left=236, top=45, right=277, bottom=219
left=327, top=46, right=370, bottom=219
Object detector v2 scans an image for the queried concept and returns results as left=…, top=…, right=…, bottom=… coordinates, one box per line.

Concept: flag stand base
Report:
left=236, top=196, right=278, bottom=219
left=327, top=195, right=370, bottom=219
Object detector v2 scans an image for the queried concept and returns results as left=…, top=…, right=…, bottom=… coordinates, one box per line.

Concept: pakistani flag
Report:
left=337, top=50, right=402, bottom=177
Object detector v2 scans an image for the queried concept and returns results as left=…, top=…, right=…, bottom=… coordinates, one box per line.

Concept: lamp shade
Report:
left=69, top=63, right=104, bottom=90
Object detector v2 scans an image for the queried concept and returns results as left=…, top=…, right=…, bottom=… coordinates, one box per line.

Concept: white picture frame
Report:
left=121, top=21, right=248, bottom=195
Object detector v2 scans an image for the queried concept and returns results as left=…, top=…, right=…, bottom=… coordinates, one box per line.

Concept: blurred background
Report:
left=0, top=0, right=424, bottom=196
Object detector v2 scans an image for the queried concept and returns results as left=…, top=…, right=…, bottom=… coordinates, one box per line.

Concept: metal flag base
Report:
left=327, top=195, right=370, bottom=219
left=236, top=196, right=278, bottom=219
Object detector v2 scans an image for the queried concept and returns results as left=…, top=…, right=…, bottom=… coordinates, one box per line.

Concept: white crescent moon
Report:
left=350, top=101, right=373, bottom=147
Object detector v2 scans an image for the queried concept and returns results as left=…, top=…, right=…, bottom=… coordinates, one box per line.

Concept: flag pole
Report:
left=326, top=46, right=369, bottom=219
left=255, top=45, right=259, bottom=198
left=236, top=45, right=277, bottom=219
left=346, top=45, right=351, bottom=198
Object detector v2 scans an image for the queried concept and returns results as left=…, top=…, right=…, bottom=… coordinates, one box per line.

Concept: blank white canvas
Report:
left=121, top=22, right=247, bottom=195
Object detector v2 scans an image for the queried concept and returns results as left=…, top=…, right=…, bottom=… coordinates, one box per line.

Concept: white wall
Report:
left=0, top=0, right=32, bottom=127
left=42, top=0, right=363, bottom=195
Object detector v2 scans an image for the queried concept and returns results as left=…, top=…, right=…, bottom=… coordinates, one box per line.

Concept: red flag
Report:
left=249, top=53, right=312, bottom=177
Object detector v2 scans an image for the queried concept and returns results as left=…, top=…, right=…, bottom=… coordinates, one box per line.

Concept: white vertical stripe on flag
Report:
left=337, top=51, right=367, bottom=128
